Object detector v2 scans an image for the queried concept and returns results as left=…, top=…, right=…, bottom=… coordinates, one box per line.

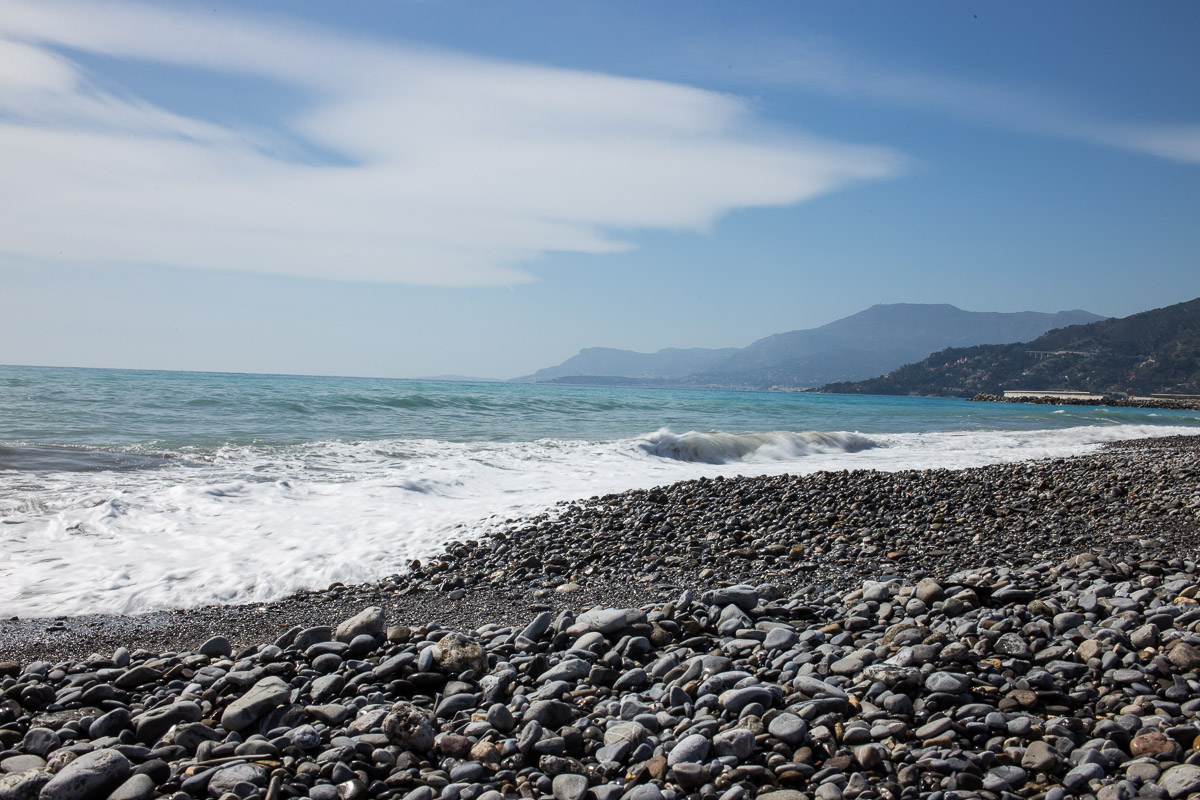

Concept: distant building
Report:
left=1002, top=390, right=1105, bottom=401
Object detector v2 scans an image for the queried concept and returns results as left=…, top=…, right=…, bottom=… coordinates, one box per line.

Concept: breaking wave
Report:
left=635, top=428, right=878, bottom=464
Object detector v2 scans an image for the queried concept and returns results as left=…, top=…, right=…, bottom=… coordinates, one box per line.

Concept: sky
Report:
left=1, top=1, right=1198, bottom=379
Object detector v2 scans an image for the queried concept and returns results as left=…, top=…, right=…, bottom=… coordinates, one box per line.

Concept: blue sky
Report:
left=2, top=1, right=1198, bottom=378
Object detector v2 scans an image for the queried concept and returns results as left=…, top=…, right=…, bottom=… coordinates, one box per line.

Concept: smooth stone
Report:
left=220, top=677, right=291, bottom=731
left=208, top=764, right=267, bottom=798
left=712, top=729, right=755, bottom=759
left=1159, top=765, right=1200, bottom=799
left=1168, top=643, right=1200, bottom=671
left=106, top=774, right=155, bottom=800
left=768, top=713, right=807, bottom=745
left=1131, top=731, right=1177, bottom=757
left=719, top=687, right=772, bottom=714
left=0, top=770, right=51, bottom=800
left=763, top=628, right=798, bottom=651
left=39, top=749, right=130, bottom=800
left=552, top=774, right=588, bottom=800
left=335, top=607, right=384, bottom=643
left=88, top=709, right=131, bottom=741
left=21, top=730, right=59, bottom=758
left=0, top=757, right=44, bottom=775
left=567, top=609, right=629, bottom=636
left=1063, top=762, right=1105, bottom=791
left=198, top=636, right=233, bottom=658
left=538, top=660, right=590, bottom=684
left=1022, top=741, right=1060, bottom=772
left=793, top=675, right=848, bottom=700
left=704, top=586, right=759, bottom=611
left=603, top=722, right=646, bottom=748
left=667, top=733, right=710, bottom=766
left=925, top=672, right=971, bottom=694
left=622, top=785, right=663, bottom=800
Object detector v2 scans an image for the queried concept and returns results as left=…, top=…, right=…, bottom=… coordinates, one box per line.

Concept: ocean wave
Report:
left=635, top=428, right=878, bottom=464
left=0, top=444, right=174, bottom=473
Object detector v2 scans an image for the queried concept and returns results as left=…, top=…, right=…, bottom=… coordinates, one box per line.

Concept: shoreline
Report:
left=4, top=434, right=1196, bottom=664
left=0, top=434, right=1198, bottom=800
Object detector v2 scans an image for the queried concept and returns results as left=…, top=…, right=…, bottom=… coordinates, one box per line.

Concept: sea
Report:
left=3, top=364, right=1198, bottom=619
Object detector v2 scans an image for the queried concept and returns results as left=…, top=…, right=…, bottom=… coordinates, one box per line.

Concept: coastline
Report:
left=4, top=434, right=1196, bottom=664
left=1, top=435, right=1198, bottom=800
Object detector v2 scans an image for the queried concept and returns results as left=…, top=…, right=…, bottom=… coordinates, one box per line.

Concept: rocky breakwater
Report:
left=4, top=553, right=1200, bottom=800
left=969, top=395, right=1200, bottom=412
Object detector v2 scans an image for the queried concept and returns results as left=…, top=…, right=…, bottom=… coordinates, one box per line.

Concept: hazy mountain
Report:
left=818, top=297, right=1200, bottom=397
left=516, top=304, right=1105, bottom=388
left=519, top=346, right=738, bottom=383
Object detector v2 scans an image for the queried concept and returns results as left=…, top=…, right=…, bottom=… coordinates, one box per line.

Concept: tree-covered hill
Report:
left=818, top=297, right=1200, bottom=397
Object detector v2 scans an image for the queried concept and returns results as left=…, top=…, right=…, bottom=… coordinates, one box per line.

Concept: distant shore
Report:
left=970, top=392, right=1200, bottom=412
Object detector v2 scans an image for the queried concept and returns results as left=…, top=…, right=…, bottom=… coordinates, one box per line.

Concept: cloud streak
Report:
left=717, top=36, right=1200, bottom=167
left=0, top=2, right=905, bottom=287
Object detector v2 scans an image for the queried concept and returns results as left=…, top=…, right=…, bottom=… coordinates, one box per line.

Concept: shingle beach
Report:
left=2, top=435, right=1199, bottom=800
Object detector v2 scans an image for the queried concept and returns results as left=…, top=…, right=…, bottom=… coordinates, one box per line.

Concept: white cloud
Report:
left=715, top=36, right=1200, bottom=168
left=0, top=2, right=905, bottom=287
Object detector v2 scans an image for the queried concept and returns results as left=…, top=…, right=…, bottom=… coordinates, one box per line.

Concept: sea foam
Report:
left=1, top=421, right=1196, bottom=618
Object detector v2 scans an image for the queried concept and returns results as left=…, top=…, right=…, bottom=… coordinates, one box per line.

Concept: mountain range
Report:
left=817, top=297, right=1200, bottom=397
left=515, top=304, right=1106, bottom=389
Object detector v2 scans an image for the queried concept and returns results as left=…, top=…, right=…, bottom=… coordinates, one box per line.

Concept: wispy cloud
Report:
left=716, top=35, right=1200, bottom=167
left=0, top=2, right=905, bottom=287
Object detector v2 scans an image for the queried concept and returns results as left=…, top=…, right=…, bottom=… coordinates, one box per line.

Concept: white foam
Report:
left=0, top=422, right=1194, bottom=617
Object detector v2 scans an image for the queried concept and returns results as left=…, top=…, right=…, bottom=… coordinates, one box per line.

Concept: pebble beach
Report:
left=2, top=434, right=1200, bottom=800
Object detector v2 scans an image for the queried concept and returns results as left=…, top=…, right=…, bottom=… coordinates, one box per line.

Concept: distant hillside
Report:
left=521, top=346, right=737, bottom=383
left=515, top=304, right=1105, bottom=388
left=818, top=297, right=1200, bottom=397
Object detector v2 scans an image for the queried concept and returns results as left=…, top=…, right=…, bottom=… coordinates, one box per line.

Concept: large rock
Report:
left=1159, top=765, right=1200, bottom=799
left=381, top=702, right=436, bottom=752
left=667, top=734, right=710, bottom=766
left=207, top=764, right=267, bottom=797
left=0, top=770, right=51, bottom=800
left=702, top=585, right=759, bottom=611
left=537, top=660, right=590, bottom=684
left=106, top=774, right=155, bottom=800
left=39, top=749, right=130, bottom=800
left=566, top=609, right=629, bottom=636
left=552, top=774, right=588, bottom=800
left=220, top=677, right=291, bottom=732
left=1168, top=642, right=1200, bottom=671
left=335, top=607, right=384, bottom=643
left=603, top=722, right=646, bottom=748
left=437, top=633, right=486, bottom=674
left=134, top=701, right=202, bottom=745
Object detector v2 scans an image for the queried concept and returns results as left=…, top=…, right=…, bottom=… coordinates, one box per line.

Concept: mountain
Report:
left=818, top=297, right=1200, bottom=397
left=521, top=346, right=738, bottom=383
left=515, top=304, right=1105, bottom=388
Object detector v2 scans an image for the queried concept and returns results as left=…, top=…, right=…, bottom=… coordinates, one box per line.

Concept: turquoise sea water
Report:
left=2, top=364, right=1198, bottom=617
